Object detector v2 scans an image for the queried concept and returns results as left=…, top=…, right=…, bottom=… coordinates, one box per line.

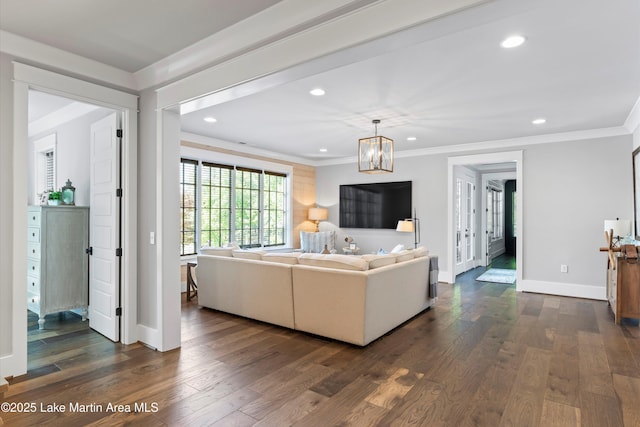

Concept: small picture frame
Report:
left=39, top=191, right=50, bottom=205
left=349, top=242, right=357, bottom=250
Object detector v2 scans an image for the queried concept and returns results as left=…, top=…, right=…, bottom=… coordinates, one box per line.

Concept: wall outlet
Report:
left=560, top=264, right=568, bottom=273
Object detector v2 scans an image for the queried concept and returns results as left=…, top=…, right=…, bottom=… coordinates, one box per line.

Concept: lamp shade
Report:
left=396, top=220, right=415, bottom=232
left=308, top=207, right=328, bottom=221
left=604, top=219, right=631, bottom=237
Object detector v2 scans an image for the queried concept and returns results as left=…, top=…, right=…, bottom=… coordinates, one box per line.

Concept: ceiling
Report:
left=3, top=0, right=639, bottom=163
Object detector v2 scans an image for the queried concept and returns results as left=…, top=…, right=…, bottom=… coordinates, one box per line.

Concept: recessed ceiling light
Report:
left=407, top=137, right=417, bottom=141
left=319, top=148, right=328, bottom=152
left=532, top=118, right=546, bottom=125
left=204, top=117, right=217, bottom=123
left=310, top=88, right=325, bottom=96
left=501, top=35, right=526, bottom=48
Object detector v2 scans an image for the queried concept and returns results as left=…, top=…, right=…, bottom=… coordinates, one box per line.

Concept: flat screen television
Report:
left=339, top=181, right=412, bottom=229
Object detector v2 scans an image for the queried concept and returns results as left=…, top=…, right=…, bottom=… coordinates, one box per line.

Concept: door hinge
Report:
left=116, top=248, right=123, bottom=257
left=116, top=129, right=123, bottom=138
left=116, top=188, right=123, bottom=197
left=115, top=307, right=122, bottom=316
left=85, top=247, right=93, bottom=255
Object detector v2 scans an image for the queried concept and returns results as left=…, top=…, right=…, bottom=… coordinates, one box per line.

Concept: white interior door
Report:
left=89, top=112, right=121, bottom=342
left=455, top=168, right=476, bottom=275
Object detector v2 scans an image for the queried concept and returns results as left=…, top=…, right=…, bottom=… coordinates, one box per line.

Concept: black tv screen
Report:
left=339, top=181, right=412, bottom=229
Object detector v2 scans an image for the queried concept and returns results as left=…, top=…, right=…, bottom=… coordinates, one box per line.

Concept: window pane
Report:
left=201, top=163, right=232, bottom=248
left=180, top=159, right=198, bottom=255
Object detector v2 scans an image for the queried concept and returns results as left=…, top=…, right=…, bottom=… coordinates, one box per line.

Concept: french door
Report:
left=455, top=167, right=477, bottom=275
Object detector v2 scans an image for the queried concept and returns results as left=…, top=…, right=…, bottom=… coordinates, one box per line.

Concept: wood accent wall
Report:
left=181, top=140, right=317, bottom=249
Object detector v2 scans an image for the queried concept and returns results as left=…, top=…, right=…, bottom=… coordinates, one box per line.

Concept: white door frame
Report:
left=9, top=63, right=138, bottom=376
left=447, top=151, right=523, bottom=288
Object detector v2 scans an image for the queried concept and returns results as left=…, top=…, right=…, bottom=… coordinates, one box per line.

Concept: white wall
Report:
left=315, top=134, right=633, bottom=297
left=28, top=108, right=113, bottom=206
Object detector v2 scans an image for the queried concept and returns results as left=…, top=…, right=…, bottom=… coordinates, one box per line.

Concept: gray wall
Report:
left=522, top=136, right=632, bottom=286
left=316, top=134, right=633, bottom=292
left=0, top=52, right=14, bottom=357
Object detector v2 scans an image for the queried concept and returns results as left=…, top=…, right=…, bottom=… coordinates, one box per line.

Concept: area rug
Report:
left=476, top=268, right=516, bottom=284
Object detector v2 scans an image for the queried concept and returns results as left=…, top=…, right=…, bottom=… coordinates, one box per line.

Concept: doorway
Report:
left=26, top=91, right=121, bottom=345
left=447, top=152, right=523, bottom=288
left=10, top=63, right=138, bottom=377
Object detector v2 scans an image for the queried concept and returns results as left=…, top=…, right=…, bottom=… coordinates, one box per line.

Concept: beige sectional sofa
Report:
left=196, top=248, right=437, bottom=346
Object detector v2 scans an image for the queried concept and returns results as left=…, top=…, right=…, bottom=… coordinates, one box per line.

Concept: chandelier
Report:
left=358, top=119, right=393, bottom=173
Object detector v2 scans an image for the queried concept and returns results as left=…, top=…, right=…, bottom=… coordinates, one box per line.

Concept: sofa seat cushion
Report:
left=298, top=253, right=369, bottom=271
left=361, top=254, right=397, bottom=269
left=262, top=252, right=301, bottom=265
left=232, top=250, right=266, bottom=260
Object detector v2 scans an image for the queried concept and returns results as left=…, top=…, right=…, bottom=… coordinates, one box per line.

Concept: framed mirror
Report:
left=634, top=147, right=640, bottom=239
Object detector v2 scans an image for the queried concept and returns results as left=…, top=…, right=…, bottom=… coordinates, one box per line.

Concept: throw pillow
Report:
left=390, top=244, right=405, bottom=253
left=300, top=230, right=336, bottom=253
left=414, top=246, right=429, bottom=258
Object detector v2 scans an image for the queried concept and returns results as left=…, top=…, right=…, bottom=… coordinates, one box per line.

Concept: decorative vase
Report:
left=48, top=199, right=60, bottom=206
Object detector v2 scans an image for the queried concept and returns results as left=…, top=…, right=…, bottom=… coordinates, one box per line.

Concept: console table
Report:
left=607, top=253, right=640, bottom=324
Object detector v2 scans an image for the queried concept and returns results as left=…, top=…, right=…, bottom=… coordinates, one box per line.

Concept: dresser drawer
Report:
left=27, top=242, right=41, bottom=259
left=27, top=259, right=40, bottom=277
left=27, top=275, right=41, bottom=294
left=27, top=227, right=40, bottom=242
left=27, top=291, right=40, bottom=313
left=27, top=211, right=41, bottom=226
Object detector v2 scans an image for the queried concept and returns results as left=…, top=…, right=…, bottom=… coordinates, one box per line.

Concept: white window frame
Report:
left=33, top=133, right=57, bottom=201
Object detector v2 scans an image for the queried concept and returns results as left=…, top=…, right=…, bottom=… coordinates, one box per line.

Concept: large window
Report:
left=180, top=158, right=288, bottom=255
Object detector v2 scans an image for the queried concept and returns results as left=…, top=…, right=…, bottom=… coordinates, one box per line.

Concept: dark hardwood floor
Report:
left=3, top=274, right=640, bottom=426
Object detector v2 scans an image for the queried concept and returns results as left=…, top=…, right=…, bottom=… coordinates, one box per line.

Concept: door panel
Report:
left=89, top=113, right=120, bottom=342
left=455, top=168, right=477, bottom=275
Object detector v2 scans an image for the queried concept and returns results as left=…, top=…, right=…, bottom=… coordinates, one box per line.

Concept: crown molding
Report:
left=180, top=132, right=315, bottom=166
left=0, top=30, right=136, bottom=91
left=624, top=95, right=640, bottom=134
left=312, top=126, right=631, bottom=167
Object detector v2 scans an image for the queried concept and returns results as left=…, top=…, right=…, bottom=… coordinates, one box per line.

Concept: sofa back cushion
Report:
left=300, top=230, right=335, bottom=253
left=232, top=250, right=266, bottom=260
left=361, top=254, right=397, bottom=269
left=414, top=246, right=429, bottom=258
left=262, top=252, right=301, bottom=265
left=394, top=250, right=415, bottom=263
left=200, top=247, right=233, bottom=257
left=298, top=253, right=369, bottom=271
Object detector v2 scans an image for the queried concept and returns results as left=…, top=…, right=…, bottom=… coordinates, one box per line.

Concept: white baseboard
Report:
left=136, top=324, right=160, bottom=351
left=519, top=279, right=606, bottom=301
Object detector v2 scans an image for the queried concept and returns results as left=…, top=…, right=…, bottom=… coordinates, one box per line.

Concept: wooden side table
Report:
left=186, top=262, right=198, bottom=301
left=607, top=253, right=640, bottom=324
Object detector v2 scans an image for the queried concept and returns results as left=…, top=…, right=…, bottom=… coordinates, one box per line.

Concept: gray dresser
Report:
left=27, top=205, right=89, bottom=329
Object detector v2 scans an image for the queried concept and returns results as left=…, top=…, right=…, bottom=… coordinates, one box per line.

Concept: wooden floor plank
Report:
left=4, top=257, right=639, bottom=426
